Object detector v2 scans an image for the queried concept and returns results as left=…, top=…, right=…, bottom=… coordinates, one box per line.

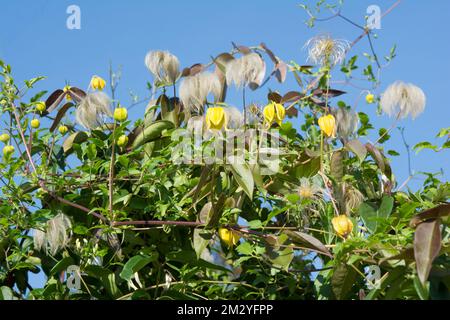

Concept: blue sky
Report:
left=1, top=0, right=449, bottom=289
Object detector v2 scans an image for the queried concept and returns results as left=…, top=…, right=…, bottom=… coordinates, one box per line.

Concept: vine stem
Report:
left=109, top=122, right=117, bottom=217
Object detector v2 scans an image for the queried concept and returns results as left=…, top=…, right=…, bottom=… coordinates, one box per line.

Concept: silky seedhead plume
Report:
left=179, top=71, right=222, bottom=114
left=334, top=106, right=359, bottom=139
left=225, top=52, right=266, bottom=90
left=75, top=91, right=113, bottom=130
left=305, top=34, right=350, bottom=67
left=380, top=81, right=426, bottom=119
left=145, top=50, right=181, bottom=85
left=33, top=213, right=72, bottom=256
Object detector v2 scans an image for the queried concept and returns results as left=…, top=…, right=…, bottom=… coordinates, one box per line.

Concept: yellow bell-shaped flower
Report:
left=331, top=215, right=353, bottom=238
left=0, top=133, right=10, bottom=142
left=318, top=114, right=336, bottom=137
left=263, top=102, right=285, bottom=125
left=35, top=101, right=46, bottom=113
left=117, top=135, right=129, bottom=147
left=31, top=119, right=40, bottom=129
left=3, top=145, right=14, bottom=156
left=365, top=93, right=375, bottom=104
left=205, top=107, right=226, bottom=130
left=63, top=85, right=72, bottom=101
left=114, top=107, right=128, bottom=122
left=90, top=76, right=106, bottom=91
left=218, top=228, right=240, bottom=247
left=58, top=125, right=68, bottom=135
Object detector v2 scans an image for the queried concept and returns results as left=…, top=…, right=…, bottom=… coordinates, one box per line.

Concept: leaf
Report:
left=0, top=286, right=14, bottom=300
left=63, top=131, right=88, bottom=153
left=280, top=91, right=304, bottom=104
left=119, top=253, right=157, bottom=281
left=130, top=120, right=174, bottom=150
left=274, top=61, right=288, bottom=83
left=414, top=218, right=442, bottom=285
left=330, top=150, right=344, bottom=181
left=266, top=234, right=294, bottom=271
left=49, top=102, right=74, bottom=132
left=67, top=87, right=86, bottom=102
left=229, top=157, right=254, bottom=199
left=237, top=242, right=253, bottom=255
left=365, top=142, right=392, bottom=179
left=45, top=89, right=65, bottom=113
left=345, top=140, right=367, bottom=162
left=413, top=141, right=439, bottom=154
left=359, top=196, right=394, bottom=233
left=193, top=229, right=211, bottom=259
left=268, top=91, right=282, bottom=103
left=409, top=203, right=450, bottom=228
left=50, top=256, right=74, bottom=275
left=284, top=230, right=332, bottom=257
left=413, top=276, right=429, bottom=300
left=331, top=263, right=357, bottom=300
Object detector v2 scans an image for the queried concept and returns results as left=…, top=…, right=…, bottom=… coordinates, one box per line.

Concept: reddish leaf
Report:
left=414, top=218, right=442, bottom=285
left=268, top=92, right=282, bottom=103
left=274, top=61, right=288, bottom=83
left=49, top=102, right=74, bottom=132
left=45, top=89, right=65, bottom=113
left=410, top=203, right=450, bottom=228
left=284, top=230, right=332, bottom=257
left=181, top=63, right=204, bottom=77
left=281, top=91, right=304, bottom=104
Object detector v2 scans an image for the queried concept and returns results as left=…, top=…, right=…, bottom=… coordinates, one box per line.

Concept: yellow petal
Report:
left=263, top=103, right=276, bottom=124
left=274, top=103, right=286, bottom=124
left=318, top=114, right=336, bottom=137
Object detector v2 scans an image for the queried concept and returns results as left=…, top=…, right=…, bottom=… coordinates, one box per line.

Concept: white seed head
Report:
left=33, top=213, right=72, bottom=256
left=75, top=91, right=113, bottom=130
left=380, top=81, right=426, bottom=119
left=334, top=107, right=359, bottom=138
left=344, top=185, right=365, bottom=213
left=305, top=34, right=350, bottom=67
left=145, top=50, right=180, bottom=84
left=224, top=106, right=244, bottom=129
left=179, top=71, right=222, bottom=114
left=225, top=52, right=266, bottom=90
left=298, top=177, right=322, bottom=199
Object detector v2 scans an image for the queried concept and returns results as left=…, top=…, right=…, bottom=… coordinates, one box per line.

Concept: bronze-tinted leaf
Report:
left=285, top=106, right=298, bottom=118
left=313, top=88, right=346, bottom=98
left=365, top=143, right=392, bottom=179
left=45, top=89, right=65, bottom=113
left=414, top=218, right=442, bottom=285
left=284, top=230, right=332, bottom=257
left=274, top=61, right=288, bottom=83
left=268, top=92, right=282, bottom=103
left=181, top=63, right=204, bottom=77
left=49, top=102, right=74, bottom=132
left=410, top=203, right=450, bottom=228
left=331, top=150, right=344, bottom=181
left=213, top=53, right=234, bottom=102
left=68, top=87, right=86, bottom=102
left=280, top=91, right=304, bottom=104
left=345, top=139, right=367, bottom=162
left=232, top=42, right=251, bottom=54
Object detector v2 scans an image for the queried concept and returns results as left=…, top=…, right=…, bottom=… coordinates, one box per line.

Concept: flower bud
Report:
left=218, top=228, right=240, bottom=247
left=366, top=93, right=375, bottom=104
left=114, top=107, right=128, bottom=122
left=331, top=215, right=353, bottom=238
left=318, top=114, right=336, bottom=137
left=64, top=85, right=72, bottom=101
left=3, top=145, right=15, bottom=156
left=0, top=133, right=10, bottom=142
left=117, top=134, right=129, bottom=147
left=35, top=101, right=46, bottom=113
left=205, top=107, right=226, bottom=130
left=31, top=119, right=40, bottom=129
left=90, top=76, right=106, bottom=91
left=58, top=125, right=68, bottom=135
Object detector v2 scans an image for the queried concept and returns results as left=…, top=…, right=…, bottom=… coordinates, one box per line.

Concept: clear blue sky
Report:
left=1, top=0, right=449, bottom=290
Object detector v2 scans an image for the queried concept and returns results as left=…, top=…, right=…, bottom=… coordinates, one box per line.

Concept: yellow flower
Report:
left=366, top=93, right=375, bottom=104
left=90, top=76, right=106, bottom=91
left=35, top=101, right=46, bottom=113
left=117, top=135, right=129, bottom=147
left=205, top=107, right=226, bottom=130
left=58, top=125, right=68, bottom=135
left=318, top=114, right=336, bottom=137
left=218, top=228, right=240, bottom=247
left=64, top=85, right=72, bottom=101
left=3, top=145, right=14, bottom=156
left=331, top=215, right=353, bottom=238
left=263, top=102, right=285, bottom=125
left=114, top=107, right=128, bottom=122
left=0, top=133, right=10, bottom=142
left=31, top=119, right=40, bottom=129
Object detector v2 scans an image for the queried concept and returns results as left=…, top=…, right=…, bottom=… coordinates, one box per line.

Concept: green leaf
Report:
left=63, top=131, right=88, bottom=153
left=413, top=276, right=429, bottom=300
left=345, top=139, right=367, bottom=162
left=130, top=120, right=174, bottom=150
left=236, top=242, right=253, bottom=255
left=413, top=141, right=439, bottom=154
left=119, top=253, right=157, bottom=281
left=414, top=218, right=442, bottom=285
left=284, top=230, right=332, bottom=257
left=330, top=150, right=344, bottom=181
left=193, top=229, right=211, bottom=259
left=359, top=196, right=393, bottom=233
left=50, top=256, right=75, bottom=276
left=229, top=158, right=254, bottom=199
left=331, top=263, right=357, bottom=300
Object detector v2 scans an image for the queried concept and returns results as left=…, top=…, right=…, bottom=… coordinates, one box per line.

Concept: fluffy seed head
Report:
left=380, top=81, right=426, bottom=119
left=225, top=52, right=266, bottom=90
left=305, top=34, right=350, bottom=67
left=179, top=71, right=222, bottom=114
left=33, top=213, right=72, bottom=255
left=75, top=91, right=113, bottom=130
left=145, top=50, right=181, bottom=85
left=333, top=107, right=359, bottom=139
